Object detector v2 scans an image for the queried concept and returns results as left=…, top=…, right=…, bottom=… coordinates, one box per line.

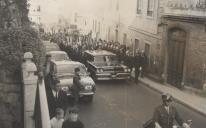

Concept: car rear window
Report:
left=94, top=55, right=119, bottom=63
left=51, top=53, right=68, bottom=61
left=56, top=64, right=87, bottom=75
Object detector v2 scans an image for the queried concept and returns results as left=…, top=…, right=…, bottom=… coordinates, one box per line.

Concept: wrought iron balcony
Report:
left=166, top=0, right=206, bottom=10
left=162, top=0, right=206, bottom=17
left=196, top=0, right=206, bottom=9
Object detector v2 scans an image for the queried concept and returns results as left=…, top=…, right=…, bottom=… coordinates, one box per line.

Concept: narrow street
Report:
left=78, top=81, right=206, bottom=128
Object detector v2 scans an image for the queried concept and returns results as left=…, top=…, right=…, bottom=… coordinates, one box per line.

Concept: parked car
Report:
left=42, top=41, right=60, bottom=52
left=83, top=50, right=131, bottom=81
left=49, top=60, right=96, bottom=101
left=46, top=51, right=70, bottom=61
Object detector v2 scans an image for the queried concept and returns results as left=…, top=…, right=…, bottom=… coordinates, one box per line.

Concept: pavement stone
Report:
left=138, top=77, right=206, bottom=117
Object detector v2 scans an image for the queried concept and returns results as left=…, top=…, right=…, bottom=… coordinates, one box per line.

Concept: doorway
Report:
left=167, top=28, right=186, bottom=87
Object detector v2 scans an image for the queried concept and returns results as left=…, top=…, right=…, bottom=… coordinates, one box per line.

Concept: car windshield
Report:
left=51, top=53, right=69, bottom=61
left=45, top=45, right=60, bottom=52
left=56, top=64, right=87, bottom=75
left=94, top=55, right=119, bottom=63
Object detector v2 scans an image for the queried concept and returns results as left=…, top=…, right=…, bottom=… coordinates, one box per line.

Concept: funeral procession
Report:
left=1, top=0, right=206, bottom=128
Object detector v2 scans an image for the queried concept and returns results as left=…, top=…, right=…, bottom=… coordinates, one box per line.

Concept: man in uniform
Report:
left=153, top=93, right=190, bottom=128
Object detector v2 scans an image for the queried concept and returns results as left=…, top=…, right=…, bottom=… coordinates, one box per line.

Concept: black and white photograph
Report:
left=0, top=0, right=206, bottom=128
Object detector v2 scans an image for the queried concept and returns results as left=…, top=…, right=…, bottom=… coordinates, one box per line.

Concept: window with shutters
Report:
left=37, top=5, right=41, bottom=12
left=147, top=0, right=155, bottom=17
left=199, top=0, right=206, bottom=5
left=136, top=0, right=142, bottom=14
left=197, top=0, right=206, bottom=8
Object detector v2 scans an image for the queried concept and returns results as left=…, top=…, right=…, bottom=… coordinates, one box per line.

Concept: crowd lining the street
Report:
left=42, top=31, right=148, bottom=83
left=41, top=31, right=192, bottom=128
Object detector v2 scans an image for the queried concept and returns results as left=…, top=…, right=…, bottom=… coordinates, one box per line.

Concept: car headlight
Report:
left=124, top=68, right=131, bottom=72
left=97, top=68, right=104, bottom=73
left=85, top=85, right=92, bottom=90
left=100, top=69, right=104, bottom=72
left=61, top=87, right=68, bottom=92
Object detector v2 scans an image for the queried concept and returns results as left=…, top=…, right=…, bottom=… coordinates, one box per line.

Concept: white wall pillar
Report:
left=22, top=52, right=38, bottom=128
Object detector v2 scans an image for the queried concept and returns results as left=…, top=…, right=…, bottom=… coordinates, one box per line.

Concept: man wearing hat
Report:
left=62, top=107, right=84, bottom=128
left=153, top=93, right=190, bottom=128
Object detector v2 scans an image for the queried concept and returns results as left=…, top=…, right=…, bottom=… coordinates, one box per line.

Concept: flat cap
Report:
left=69, top=107, right=79, bottom=113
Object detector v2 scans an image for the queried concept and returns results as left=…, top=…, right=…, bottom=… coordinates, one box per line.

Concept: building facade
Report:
left=28, top=0, right=41, bottom=25
left=129, top=0, right=163, bottom=79
left=160, top=0, right=206, bottom=89
left=129, top=0, right=206, bottom=89
left=90, top=0, right=135, bottom=44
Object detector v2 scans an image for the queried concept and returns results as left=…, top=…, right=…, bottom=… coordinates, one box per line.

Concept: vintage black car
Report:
left=83, top=50, right=131, bottom=81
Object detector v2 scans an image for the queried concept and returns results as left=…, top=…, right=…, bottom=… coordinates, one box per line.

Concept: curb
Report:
left=138, top=79, right=206, bottom=117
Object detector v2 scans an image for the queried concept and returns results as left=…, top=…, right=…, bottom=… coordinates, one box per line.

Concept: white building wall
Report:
left=129, top=0, right=159, bottom=35
left=28, top=0, right=42, bottom=24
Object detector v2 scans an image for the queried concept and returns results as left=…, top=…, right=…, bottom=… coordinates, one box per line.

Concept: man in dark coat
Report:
left=72, top=68, right=82, bottom=106
left=139, top=50, right=148, bottom=78
left=62, top=107, right=84, bottom=128
left=51, top=84, right=68, bottom=117
left=153, top=93, right=190, bottom=128
left=44, top=54, right=52, bottom=90
left=47, top=81, right=68, bottom=118
left=134, top=51, right=141, bottom=83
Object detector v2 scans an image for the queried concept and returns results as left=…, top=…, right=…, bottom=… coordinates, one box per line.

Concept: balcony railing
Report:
left=166, top=0, right=206, bottom=10
left=163, top=0, right=206, bottom=17
left=196, top=0, right=206, bottom=9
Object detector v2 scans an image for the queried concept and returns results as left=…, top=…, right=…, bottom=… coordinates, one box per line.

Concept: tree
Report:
left=0, top=0, right=29, bottom=30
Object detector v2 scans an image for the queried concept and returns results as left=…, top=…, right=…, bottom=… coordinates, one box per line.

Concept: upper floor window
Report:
left=199, top=0, right=206, bottom=5
left=37, top=5, right=41, bottom=12
left=147, top=0, right=155, bottom=17
left=197, top=0, right=206, bottom=9
left=136, top=0, right=142, bottom=14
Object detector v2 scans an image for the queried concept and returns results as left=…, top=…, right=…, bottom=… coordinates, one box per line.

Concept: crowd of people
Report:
left=41, top=31, right=191, bottom=128
left=42, top=31, right=148, bottom=82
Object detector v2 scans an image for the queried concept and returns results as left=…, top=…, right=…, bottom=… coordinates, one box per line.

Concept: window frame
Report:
left=136, top=0, right=142, bottom=15
left=147, top=0, right=155, bottom=17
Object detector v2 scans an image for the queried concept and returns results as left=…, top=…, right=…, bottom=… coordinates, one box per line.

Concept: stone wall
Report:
left=165, top=20, right=206, bottom=89
left=0, top=83, right=22, bottom=128
left=184, top=22, right=206, bottom=89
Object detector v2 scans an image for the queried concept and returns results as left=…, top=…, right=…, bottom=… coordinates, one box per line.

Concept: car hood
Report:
left=79, top=76, right=95, bottom=86
left=59, top=76, right=95, bottom=87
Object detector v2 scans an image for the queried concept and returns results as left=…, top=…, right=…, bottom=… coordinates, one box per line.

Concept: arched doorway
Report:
left=167, top=28, right=186, bottom=87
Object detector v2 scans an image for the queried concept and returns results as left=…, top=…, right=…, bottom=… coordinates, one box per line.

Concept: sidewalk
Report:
left=137, top=77, right=206, bottom=117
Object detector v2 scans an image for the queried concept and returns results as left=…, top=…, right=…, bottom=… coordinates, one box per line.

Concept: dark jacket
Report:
left=134, top=54, right=141, bottom=69
left=153, top=105, right=183, bottom=128
left=47, top=89, right=68, bottom=118
left=72, top=74, right=81, bottom=92
left=62, top=119, right=84, bottom=128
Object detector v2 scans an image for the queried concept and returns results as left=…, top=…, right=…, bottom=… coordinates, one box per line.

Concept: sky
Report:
left=29, top=0, right=136, bottom=28
left=36, top=0, right=111, bottom=24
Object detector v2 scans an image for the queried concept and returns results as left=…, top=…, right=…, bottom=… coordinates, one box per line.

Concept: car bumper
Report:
left=96, top=73, right=131, bottom=80
left=66, top=91, right=95, bottom=97
left=79, top=92, right=95, bottom=97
